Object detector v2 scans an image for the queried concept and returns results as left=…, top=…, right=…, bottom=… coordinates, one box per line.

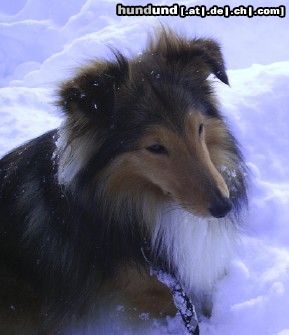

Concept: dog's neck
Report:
left=150, top=204, right=239, bottom=296
left=55, top=125, right=239, bottom=297
left=99, top=189, right=239, bottom=297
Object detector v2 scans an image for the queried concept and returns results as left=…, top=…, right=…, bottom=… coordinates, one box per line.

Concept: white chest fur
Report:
left=151, top=208, right=239, bottom=297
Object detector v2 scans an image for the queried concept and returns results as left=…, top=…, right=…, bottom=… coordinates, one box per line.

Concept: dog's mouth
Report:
left=163, top=190, right=232, bottom=219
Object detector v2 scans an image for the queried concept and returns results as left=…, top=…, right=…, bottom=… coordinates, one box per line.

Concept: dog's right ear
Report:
left=149, top=28, right=229, bottom=85
left=191, top=38, right=229, bottom=85
left=57, top=53, right=129, bottom=127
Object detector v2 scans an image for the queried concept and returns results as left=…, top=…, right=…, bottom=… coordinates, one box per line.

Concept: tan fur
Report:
left=97, top=155, right=164, bottom=231
left=206, top=117, right=239, bottom=169
left=114, top=265, right=176, bottom=317
left=100, top=111, right=231, bottom=218
left=90, top=265, right=176, bottom=330
left=186, top=112, right=230, bottom=198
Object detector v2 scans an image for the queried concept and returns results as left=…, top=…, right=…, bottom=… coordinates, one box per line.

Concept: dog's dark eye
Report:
left=199, top=123, right=204, bottom=136
left=146, top=144, right=168, bottom=155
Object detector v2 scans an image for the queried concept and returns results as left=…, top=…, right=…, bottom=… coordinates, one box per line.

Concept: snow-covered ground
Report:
left=0, top=1, right=288, bottom=334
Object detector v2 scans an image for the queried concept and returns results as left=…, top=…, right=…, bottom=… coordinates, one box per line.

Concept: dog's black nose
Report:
left=209, top=197, right=232, bottom=218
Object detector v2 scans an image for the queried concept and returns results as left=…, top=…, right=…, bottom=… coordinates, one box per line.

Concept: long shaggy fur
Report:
left=0, top=28, right=247, bottom=333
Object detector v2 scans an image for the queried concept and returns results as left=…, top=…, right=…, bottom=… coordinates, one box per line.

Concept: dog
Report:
left=0, top=29, right=247, bottom=334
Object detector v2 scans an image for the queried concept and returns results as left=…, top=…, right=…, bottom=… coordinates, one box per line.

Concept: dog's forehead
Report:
left=138, top=109, right=205, bottom=144
left=186, top=110, right=204, bottom=126
left=141, top=81, right=207, bottom=115
left=115, top=62, right=218, bottom=136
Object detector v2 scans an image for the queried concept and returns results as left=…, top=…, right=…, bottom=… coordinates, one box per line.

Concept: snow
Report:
left=0, top=1, right=289, bottom=334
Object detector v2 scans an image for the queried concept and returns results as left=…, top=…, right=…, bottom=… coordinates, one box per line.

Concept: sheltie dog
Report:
left=0, top=29, right=247, bottom=334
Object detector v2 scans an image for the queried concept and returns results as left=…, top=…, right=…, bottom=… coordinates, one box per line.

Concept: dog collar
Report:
left=141, top=246, right=199, bottom=335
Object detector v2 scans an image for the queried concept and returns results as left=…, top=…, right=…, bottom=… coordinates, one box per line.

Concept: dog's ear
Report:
left=191, top=38, right=229, bottom=85
left=149, top=29, right=229, bottom=85
left=57, top=53, right=129, bottom=127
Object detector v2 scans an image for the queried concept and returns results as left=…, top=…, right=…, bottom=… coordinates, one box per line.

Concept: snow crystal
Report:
left=139, top=313, right=150, bottom=321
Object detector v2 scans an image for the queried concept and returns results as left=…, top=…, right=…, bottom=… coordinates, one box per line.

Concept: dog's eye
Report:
left=146, top=144, right=168, bottom=155
left=199, top=123, right=204, bottom=136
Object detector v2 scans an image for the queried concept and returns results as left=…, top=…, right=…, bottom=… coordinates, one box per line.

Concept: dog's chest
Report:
left=152, top=210, right=238, bottom=295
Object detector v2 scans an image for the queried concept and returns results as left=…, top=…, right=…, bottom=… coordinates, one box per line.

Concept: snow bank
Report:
left=0, top=0, right=289, bottom=334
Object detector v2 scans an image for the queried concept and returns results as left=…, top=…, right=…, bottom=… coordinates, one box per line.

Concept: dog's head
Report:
left=57, top=29, right=247, bottom=220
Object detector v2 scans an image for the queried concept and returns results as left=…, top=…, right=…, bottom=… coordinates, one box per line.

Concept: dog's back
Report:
left=0, top=131, right=57, bottom=333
